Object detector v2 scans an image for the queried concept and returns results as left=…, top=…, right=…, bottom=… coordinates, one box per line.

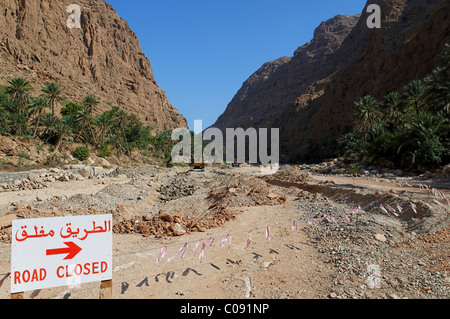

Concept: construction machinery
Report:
left=189, top=155, right=206, bottom=172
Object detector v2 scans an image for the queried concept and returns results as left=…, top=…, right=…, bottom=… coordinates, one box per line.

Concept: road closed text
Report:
left=13, top=268, right=47, bottom=285
left=13, top=261, right=108, bottom=285
left=11, top=215, right=112, bottom=293
left=57, top=261, right=108, bottom=278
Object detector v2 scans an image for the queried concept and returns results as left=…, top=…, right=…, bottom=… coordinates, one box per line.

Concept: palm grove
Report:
left=338, top=44, right=450, bottom=169
left=0, top=79, right=175, bottom=162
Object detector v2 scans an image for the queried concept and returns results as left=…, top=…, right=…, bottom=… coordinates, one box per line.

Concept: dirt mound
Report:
left=113, top=205, right=237, bottom=238
left=112, top=173, right=288, bottom=238
left=261, top=165, right=313, bottom=184
left=207, top=177, right=286, bottom=209
left=159, top=175, right=199, bottom=202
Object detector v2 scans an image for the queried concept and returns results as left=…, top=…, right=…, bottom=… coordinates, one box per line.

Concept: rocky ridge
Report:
left=211, top=14, right=360, bottom=131
left=279, top=0, right=450, bottom=162
left=211, top=0, right=449, bottom=163
left=0, top=0, right=187, bottom=131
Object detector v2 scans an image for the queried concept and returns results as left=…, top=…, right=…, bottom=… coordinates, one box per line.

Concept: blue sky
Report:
left=106, top=0, right=367, bottom=131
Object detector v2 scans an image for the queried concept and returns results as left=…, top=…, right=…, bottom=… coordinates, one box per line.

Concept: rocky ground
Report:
left=0, top=162, right=448, bottom=299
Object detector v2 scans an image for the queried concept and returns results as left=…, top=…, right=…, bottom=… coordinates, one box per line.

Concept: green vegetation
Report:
left=72, top=146, right=90, bottom=161
left=338, top=44, right=450, bottom=169
left=0, top=79, right=179, bottom=163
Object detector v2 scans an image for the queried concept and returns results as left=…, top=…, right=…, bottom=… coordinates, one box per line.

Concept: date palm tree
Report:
left=402, top=80, right=426, bottom=115
left=382, top=91, right=403, bottom=127
left=82, top=95, right=99, bottom=114
left=5, top=78, right=33, bottom=122
left=41, top=82, right=63, bottom=115
left=397, top=112, right=448, bottom=165
left=113, top=108, right=131, bottom=155
left=423, top=66, right=450, bottom=116
left=95, top=112, right=113, bottom=146
left=39, top=113, right=59, bottom=139
left=75, top=107, right=98, bottom=146
left=29, top=97, right=50, bottom=137
left=51, top=116, right=74, bottom=153
left=440, top=43, right=450, bottom=70
left=105, top=133, right=124, bottom=156
left=353, top=95, right=383, bottom=142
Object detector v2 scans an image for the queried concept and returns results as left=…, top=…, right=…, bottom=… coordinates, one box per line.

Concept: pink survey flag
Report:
left=206, top=237, right=215, bottom=247
left=380, top=204, right=390, bottom=216
left=266, top=226, right=271, bottom=241
left=433, top=199, right=446, bottom=208
left=411, top=203, right=418, bottom=214
left=326, top=213, right=338, bottom=224
left=168, top=243, right=189, bottom=262
left=156, top=246, right=167, bottom=265
left=180, top=243, right=188, bottom=259
left=385, top=204, right=399, bottom=217
left=199, top=241, right=207, bottom=260
left=292, top=220, right=299, bottom=231
left=422, top=201, right=433, bottom=209
left=342, top=209, right=351, bottom=224
left=219, top=237, right=228, bottom=248
left=351, top=205, right=365, bottom=215
left=193, top=238, right=203, bottom=253
left=246, top=232, right=252, bottom=249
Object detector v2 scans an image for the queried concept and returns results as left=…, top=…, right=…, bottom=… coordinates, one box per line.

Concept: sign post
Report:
left=11, top=214, right=113, bottom=297
left=100, top=280, right=113, bottom=299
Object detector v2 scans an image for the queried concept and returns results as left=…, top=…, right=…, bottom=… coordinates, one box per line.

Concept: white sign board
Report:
left=11, top=214, right=112, bottom=293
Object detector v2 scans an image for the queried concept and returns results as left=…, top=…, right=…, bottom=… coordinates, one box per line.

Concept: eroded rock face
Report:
left=211, top=14, right=360, bottom=132
left=211, top=0, right=449, bottom=163
left=279, top=0, right=449, bottom=163
left=0, top=0, right=187, bottom=131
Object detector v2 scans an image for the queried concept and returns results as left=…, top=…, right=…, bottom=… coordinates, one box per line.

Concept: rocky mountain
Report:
left=212, top=14, right=360, bottom=131
left=0, top=0, right=187, bottom=131
left=211, top=0, right=449, bottom=163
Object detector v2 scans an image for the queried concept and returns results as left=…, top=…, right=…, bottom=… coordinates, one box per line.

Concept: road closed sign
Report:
left=11, top=214, right=112, bottom=293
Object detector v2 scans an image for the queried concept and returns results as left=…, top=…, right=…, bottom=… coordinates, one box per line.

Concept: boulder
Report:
left=69, top=165, right=93, bottom=178
left=374, top=234, right=387, bottom=243
left=442, top=164, right=450, bottom=176
left=27, top=172, right=41, bottom=181
left=0, top=136, right=18, bottom=156
left=170, top=223, right=186, bottom=236
left=94, top=157, right=111, bottom=167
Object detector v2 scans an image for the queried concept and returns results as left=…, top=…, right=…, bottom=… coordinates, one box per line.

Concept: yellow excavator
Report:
left=189, top=155, right=206, bottom=172
left=166, top=153, right=207, bottom=171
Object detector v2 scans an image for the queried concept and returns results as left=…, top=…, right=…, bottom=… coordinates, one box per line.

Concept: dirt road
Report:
left=0, top=165, right=448, bottom=299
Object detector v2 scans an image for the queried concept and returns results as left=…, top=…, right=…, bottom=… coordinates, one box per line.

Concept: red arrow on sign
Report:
left=46, top=242, right=82, bottom=260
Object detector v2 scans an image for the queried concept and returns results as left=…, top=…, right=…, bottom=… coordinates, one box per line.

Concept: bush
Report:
left=73, top=146, right=90, bottom=161
left=61, top=101, right=85, bottom=116
left=98, top=145, right=112, bottom=158
left=415, top=137, right=446, bottom=166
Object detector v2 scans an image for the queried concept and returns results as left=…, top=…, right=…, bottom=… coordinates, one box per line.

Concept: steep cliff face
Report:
left=211, top=14, right=360, bottom=131
left=279, top=0, right=449, bottom=162
left=211, top=0, right=449, bottom=163
left=0, top=0, right=187, bottom=131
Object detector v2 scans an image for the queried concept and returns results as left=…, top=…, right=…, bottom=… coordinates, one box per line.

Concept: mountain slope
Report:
left=279, top=0, right=449, bottom=162
left=0, top=0, right=187, bottom=131
left=211, top=14, right=360, bottom=131
left=211, top=0, right=449, bottom=163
